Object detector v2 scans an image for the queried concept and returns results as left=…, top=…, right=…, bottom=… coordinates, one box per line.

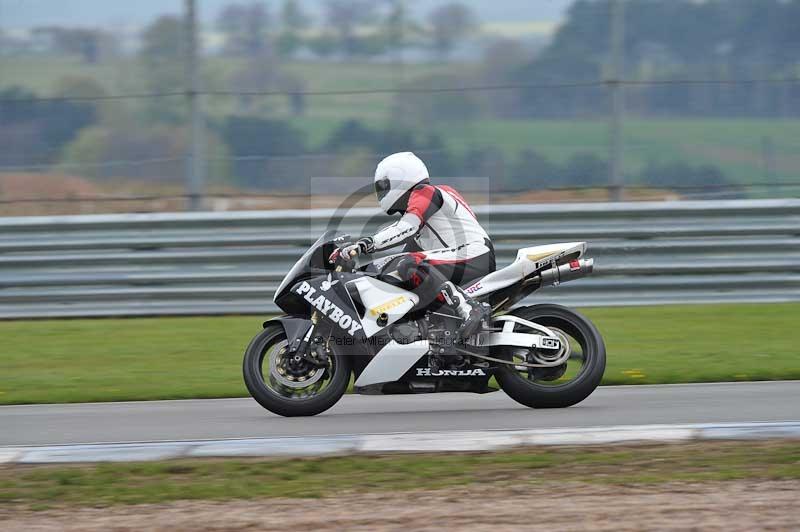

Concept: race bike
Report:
left=243, top=230, right=605, bottom=417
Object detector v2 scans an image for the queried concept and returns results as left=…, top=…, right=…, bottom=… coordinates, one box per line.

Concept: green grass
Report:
left=2, top=440, right=798, bottom=509
left=0, top=303, right=798, bottom=405
left=583, top=303, right=800, bottom=385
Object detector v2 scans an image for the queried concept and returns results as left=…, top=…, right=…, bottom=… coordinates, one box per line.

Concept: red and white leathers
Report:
left=362, top=183, right=495, bottom=289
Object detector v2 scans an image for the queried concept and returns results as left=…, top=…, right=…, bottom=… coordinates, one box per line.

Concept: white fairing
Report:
left=347, top=277, right=419, bottom=338
left=350, top=242, right=587, bottom=388
left=464, top=242, right=586, bottom=297
left=354, top=339, right=430, bottom=387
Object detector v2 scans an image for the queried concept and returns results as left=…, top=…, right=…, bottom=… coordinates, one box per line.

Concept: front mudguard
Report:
left=263, top=315, right=312, bottom=352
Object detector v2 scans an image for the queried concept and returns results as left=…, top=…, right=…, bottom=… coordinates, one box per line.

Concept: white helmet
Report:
left=374, top=152, right=430, bottom=214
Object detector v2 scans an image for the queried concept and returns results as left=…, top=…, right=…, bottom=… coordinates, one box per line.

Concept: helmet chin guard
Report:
left=374, top=152, right=430, bottom=214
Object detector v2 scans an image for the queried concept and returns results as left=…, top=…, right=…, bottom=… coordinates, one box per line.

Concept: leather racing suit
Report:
left=360, top=184, right=495, bottom=308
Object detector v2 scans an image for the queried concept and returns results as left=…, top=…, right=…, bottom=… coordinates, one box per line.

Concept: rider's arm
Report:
left=359, top=213, right=421, bottom=253
left=358, top=185, right=444, bottom=253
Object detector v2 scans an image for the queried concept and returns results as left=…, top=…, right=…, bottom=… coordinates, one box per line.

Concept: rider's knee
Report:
left=396, top=254, right=425, bottom=284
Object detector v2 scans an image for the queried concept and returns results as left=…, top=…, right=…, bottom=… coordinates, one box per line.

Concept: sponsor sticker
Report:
left=369, top=295, right=407, bottom=316
left=320, top=272, right=339, bottom=292
left=541, top=337, right=561, bottom=349
left=294, top=281, right=363, bottom=336
left=416, top=368, right=486, bottom=377
left=527, top=250, right=567, bottom=270
left=464, top=281, right=483, bottom=294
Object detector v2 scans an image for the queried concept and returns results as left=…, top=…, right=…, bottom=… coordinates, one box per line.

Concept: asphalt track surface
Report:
left=2, top=381, right=799, bottom=447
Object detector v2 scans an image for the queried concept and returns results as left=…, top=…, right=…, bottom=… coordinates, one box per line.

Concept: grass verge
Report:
left=1, top=440, right=798, bottom=509
left=1, top=302, right=798, bottom=405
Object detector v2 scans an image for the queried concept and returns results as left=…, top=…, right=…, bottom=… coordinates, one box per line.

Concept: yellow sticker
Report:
left=526, top=251, right=555, bottom=262
left=370, top=296, right=407, bottom=316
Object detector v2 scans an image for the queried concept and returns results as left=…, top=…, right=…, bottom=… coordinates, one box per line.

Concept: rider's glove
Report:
left=328, top=238, right=374, bottom=264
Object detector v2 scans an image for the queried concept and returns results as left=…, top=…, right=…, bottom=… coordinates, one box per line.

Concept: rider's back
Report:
left=406, top=184, right=489, bottom=251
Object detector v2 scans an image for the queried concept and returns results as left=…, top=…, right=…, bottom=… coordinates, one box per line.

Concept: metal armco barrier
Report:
left=1, top=199, right=799, bottom=318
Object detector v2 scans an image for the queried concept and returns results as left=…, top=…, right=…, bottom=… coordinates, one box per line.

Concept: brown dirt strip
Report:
left=2, top=480, right=798, bottom=531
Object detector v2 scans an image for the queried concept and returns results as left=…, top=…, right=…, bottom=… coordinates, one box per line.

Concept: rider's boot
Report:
left=440, top=281, right=491, bottom=340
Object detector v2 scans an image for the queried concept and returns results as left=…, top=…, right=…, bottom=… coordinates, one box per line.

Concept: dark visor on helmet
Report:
left=375, top=177, right=390, bottom=201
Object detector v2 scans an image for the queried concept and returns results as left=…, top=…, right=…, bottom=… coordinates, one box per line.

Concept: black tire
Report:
left=243, top=323, right=351, bottom=417
left=494, top=304, right=606, bottom=409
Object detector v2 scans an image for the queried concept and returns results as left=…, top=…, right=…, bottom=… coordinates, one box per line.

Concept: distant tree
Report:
left=140, top=16, right=182, bottom=69
left=0, top=87, right=39, bottom=123
left=228, top=52, right=307, bottom=116
left=380, top=0, right=426, bottom=54
left=0, top=86, right=96, bottom=166
left=639, top=161, right=734, bottom=190
left=560, top=153, right=609, bottom=188
left=482, top=38, right=527, bottom=81
left=217, top=2, right=271, bottom=57
left=511, top=0, right=800, bottom=117
left=421, top=133, right=459, bottom=177
left=276, top=0, right=311, bottom=58
left=515, top=52, right=605, bottom=118
left=31, top=27, right=108, bottom=63
left=481, top=38, right=528, bottom=118
left=60, top=124, right=232, bottom=183
left=51, top=76, right=120, bottom=124
left=324, top=119, right=421, bottom=156
left=510, top=149, right=558, bottom=190
left=282, top=0, right=312, bottom=30
left=321, top=120, right=462, bottom=182
left=219, top=117, right=306, bottom=186
left=138, top=16, right=185, bottom=122
left=427, top=2, right=476, bottom=60
left=461, top=146, right=507, bottom=183
left=381, top=0, right=406, bottom=53
left=393, top=73, right=483, bottom=125
left=52, top=76, right=106, bottom=99
left=307, top=33, right=338, bottom=59
left=229, top=53, right=279, bottom=114
left=324, top=0, right=376, bottom=57
left=325, top=120, right=376, bottom=151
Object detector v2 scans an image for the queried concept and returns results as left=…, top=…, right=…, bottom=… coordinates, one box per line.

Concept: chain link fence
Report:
left=1, top=0, right=799, bottom=215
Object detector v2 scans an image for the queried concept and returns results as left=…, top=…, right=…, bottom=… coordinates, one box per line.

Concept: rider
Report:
left=329, top=151, right=495, bottom=339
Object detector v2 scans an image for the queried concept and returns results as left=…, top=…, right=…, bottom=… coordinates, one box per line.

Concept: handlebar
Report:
left=333, top=248, right=359, bottom=272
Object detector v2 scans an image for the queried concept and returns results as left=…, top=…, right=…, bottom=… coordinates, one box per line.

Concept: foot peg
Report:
left=459, top=302, right=491, bottom=339
left=441, top=282, right=490, bottom=340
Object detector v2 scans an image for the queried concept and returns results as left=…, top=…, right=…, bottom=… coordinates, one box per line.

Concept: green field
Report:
left=1, top=303, right=798, bottom=405
left=432, top=118, right=800, bottom=186
left=3, top=55, right=799, bottom=188
left=2, top=440, right=798, bottom=509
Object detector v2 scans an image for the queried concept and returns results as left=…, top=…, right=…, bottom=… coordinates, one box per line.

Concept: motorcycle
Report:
left=243, top=230, right=605, bottom=417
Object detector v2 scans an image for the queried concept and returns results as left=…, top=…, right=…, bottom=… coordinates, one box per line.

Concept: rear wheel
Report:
left=243, top=323, right=351, bottom=417
left=494, top=304, right=605, bottom=408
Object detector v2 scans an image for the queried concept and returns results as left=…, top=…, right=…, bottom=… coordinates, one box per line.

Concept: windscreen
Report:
left=273, top=230, right=341, bottom=303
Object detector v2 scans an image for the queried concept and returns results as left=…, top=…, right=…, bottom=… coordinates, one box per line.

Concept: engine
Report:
left=389, top=319, right=424, bottom=344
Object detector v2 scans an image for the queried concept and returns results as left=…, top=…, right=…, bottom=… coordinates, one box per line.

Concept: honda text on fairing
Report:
left=243, top=230, right=606, bottom=417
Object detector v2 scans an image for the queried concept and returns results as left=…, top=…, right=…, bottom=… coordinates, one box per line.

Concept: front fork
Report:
left=289, top=314, right=316, bottom=356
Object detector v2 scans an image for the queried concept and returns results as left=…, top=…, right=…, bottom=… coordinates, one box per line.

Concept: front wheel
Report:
left=494, top=304, right=606, bottom=408
left=243, top=323, right=351, bottom=417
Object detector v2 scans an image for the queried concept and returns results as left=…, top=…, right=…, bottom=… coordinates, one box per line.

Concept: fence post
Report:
left=608, top=0, right=625, bottom=202
left=184, top=0, right=206, bottom=211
